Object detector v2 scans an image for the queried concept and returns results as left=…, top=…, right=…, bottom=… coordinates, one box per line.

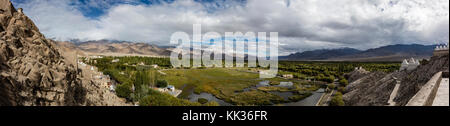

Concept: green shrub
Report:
left=328, top=84, right=336, bottom=90
left=339, top=79, right=349, bottom=86
left=338, top=87, right=346, bottom=94
left=204, top=101, right=219, bottom=106
left=330, top=92, right=345, bottom=106
left=197, top=98, right=209, bottom=104
left=139, top=90, right=201, bottom=106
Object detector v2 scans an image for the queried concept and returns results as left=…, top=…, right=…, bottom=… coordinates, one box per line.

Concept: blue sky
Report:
left=9, top=0, right=450, bottom=55
left=12, top=0, right=245, bottom=19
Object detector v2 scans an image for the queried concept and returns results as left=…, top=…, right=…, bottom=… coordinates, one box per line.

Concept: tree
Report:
left=157, top=80, right=169, bottom=88
left=116, top=81, right=133, bottom=98
left=134, top=70, right=150, bottom=92
left=328, top=84, right=336, bottom=90
left=139, top=94, right=171, bottom=106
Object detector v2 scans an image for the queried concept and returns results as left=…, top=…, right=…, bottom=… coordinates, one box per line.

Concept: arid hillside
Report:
left=57, top=40, right=172, bottom=57
left=0, top=0, right=129, bottom=106
left=343, top=53, right=449, bottom=106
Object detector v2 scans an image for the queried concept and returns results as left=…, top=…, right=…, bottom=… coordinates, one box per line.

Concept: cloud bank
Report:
left=12, top=0, right=449, bottom=55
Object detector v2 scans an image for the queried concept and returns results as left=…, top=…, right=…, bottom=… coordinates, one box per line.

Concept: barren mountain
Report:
left=281, top=48, right=362, bottom=61
left=0, top=0, right=128, bottom=106
left=57, top=40, right=171, bottom=57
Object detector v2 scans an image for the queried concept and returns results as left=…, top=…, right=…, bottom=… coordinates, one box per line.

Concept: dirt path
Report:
left=158, top=69, right=167, bottom=75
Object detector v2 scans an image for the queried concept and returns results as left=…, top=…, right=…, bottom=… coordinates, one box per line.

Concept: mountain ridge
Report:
left=56, top=40, right=172, bottom=57
left=281, top=47, right=362, bottom=60
left=282, top=44, right=436, bottom=61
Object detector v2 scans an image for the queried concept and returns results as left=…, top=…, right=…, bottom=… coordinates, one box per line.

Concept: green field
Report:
left=162, top=68, right=321, bottom=105
left=163, top=68, right=261, bottom=98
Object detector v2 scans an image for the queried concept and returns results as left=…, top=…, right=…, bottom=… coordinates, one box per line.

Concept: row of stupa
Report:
left=435, top=44, right=449, bottom=51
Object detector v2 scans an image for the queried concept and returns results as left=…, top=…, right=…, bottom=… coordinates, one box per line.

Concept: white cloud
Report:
left=15, top=0, right=97, bottom=40
left=13, top=0, right=449, bottom=54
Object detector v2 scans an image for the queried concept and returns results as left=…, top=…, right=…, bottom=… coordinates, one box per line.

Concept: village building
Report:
left=282, top=74, right=294, bottom=79
left=167, top=85, right=175, bottom=92
left=78, top=61, right=87, bottom=67
left=89, top=55, right=104, bottom=59
left=112, top=59, right=120, bottom=63
left=153, top=85, right=182, bottom=97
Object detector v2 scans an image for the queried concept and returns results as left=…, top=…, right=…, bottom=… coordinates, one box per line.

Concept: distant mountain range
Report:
left=56, top=40, right=172, bottom=57
left=281, top=44, right=436, bottom=61
left=58, top=39, right=437, bottom=62
left=280, top=48, right=362, bottom=60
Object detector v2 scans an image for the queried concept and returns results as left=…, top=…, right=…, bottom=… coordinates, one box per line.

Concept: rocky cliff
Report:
left=343, top=52, right=449, bottom=106
left=0, top=0, right=128, bottom=106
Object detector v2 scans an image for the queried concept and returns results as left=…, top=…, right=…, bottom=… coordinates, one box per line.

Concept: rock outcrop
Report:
left=0, top=0, right=128, bottom=106
left=344, top=67, right=370, bottom=83
left=343, top=52, right=449, bottom=106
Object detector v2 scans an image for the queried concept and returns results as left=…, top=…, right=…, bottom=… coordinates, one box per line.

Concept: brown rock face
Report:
left=343, top=53, right=449, bottom=106
left=343, top=71, right=394, bottom=106
left=1, top=0, right=129, bottom=106
left=0, top=0, right=86, bottom=106
left=0, top=0, right=16, bottom=16
left=394, top=54, right=449, bottom=105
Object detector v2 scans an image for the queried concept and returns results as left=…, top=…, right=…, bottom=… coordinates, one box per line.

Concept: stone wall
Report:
left=406, top=72, right=442, bottom=106
left=433, top=50, right=449, bottom=57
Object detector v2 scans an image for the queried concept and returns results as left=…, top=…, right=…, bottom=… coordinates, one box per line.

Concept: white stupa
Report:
left=434, top=43, right=449, bottom=51
left=400, top=58, right=420, bottom=71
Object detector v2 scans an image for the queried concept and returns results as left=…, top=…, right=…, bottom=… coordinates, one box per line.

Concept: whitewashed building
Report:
left=112, top=59, right=120, bottom=63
